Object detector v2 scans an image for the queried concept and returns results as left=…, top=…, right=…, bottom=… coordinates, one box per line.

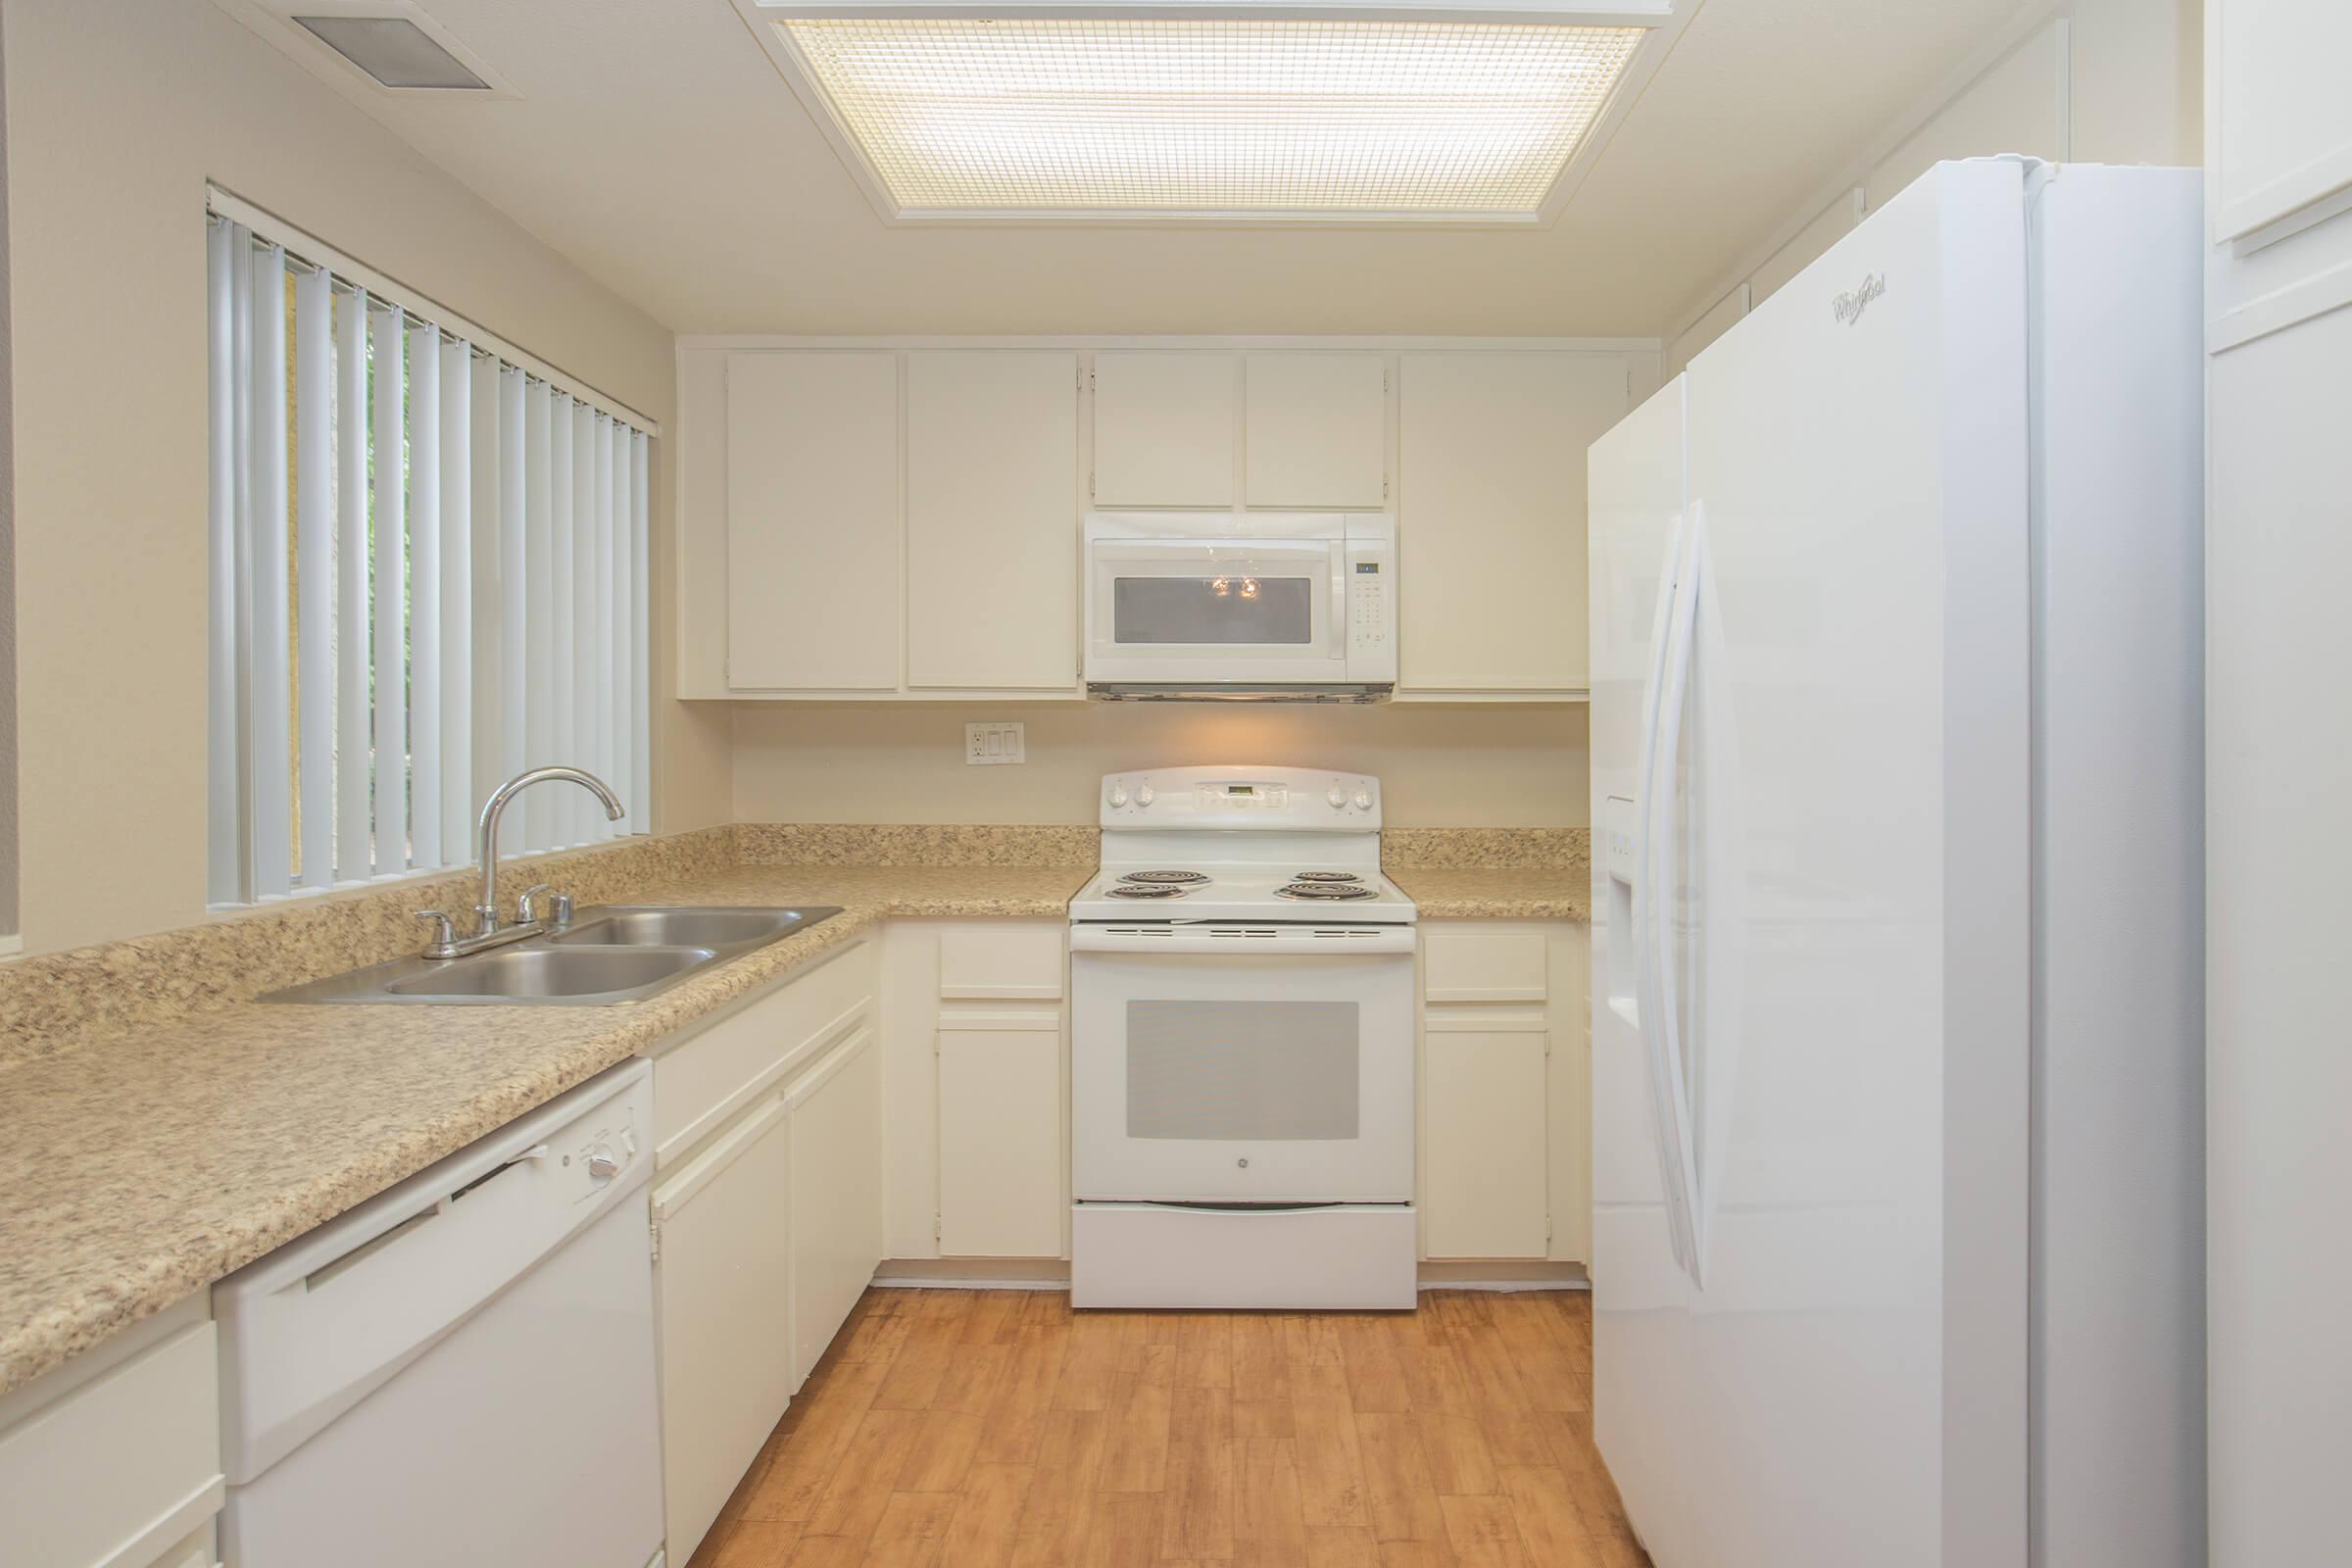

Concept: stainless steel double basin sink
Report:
left=262, top=906, right=843, bottom=1005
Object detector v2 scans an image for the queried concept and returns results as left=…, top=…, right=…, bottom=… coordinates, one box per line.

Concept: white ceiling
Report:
left=268, top=0, right=2026, bottom=337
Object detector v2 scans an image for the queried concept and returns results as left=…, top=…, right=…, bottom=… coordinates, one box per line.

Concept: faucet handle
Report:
left=516, top=883, right=557, bottom=925
left=414, top=910, right=458, bottom=956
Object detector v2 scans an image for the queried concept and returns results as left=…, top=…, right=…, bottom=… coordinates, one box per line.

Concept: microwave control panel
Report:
left=1343, top=532, right=1396, bottom=681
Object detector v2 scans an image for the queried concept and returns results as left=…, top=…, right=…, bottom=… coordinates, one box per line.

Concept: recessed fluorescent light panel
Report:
left=293, top=16, right=490, bottom=88
left=748, top=3, right=1661, bottom=224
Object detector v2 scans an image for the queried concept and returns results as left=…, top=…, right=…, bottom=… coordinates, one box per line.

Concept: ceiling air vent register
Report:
left=740, top=2, right=1669, bottom=226
left=215, top=2, right=519, bottom=99
left=293, top=15, right=489, bottom=88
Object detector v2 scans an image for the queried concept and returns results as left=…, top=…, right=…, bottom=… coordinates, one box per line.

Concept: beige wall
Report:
left=0, top=0, right=727, bottom=956
left=1667, top=0, right=2203, bottom=371
left=733, top=703, right=1590, bottom=828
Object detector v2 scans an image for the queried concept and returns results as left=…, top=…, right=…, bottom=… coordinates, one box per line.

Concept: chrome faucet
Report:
left=416, top=766, right=625, bottom=958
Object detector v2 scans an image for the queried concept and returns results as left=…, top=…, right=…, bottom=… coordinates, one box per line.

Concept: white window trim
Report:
left=204, top=184, right=662, bottom=436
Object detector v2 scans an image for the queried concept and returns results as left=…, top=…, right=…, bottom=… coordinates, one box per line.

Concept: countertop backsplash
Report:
left=1379, top=826, right=1590, bottom=870
left=0, top=826, right=736, bottom=1069
left=0, top=820, right=1591, bottom=1069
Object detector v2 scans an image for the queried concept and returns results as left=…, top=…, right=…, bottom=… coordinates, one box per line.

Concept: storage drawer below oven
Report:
left=1071, top=1202, right=1416, bottom=1309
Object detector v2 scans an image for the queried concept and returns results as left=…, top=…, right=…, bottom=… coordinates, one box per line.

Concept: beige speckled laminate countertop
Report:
left=1389, top=865, right=1592, bottom=923
left=0, top=862, right=1089, bottom=1396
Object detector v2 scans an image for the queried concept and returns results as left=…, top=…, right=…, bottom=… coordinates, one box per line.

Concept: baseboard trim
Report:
left=1418, top=1259, right=1591, bottom=1291
left=873, top=1258, right=1074, bottom=1289
left=870, top=1258, right=1591, bottom=1293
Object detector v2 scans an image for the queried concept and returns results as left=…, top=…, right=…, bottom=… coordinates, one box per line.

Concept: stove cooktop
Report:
left=1071, top=767, right=1414, bottom=923
left=1070, top=865, right=1416, bottom=922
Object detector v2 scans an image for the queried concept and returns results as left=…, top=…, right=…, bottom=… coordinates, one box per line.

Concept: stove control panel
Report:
left=1100, top=766, right=1380, bottom=830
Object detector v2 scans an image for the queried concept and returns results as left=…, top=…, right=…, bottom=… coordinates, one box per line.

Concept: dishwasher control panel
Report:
left=565, top=1102, right=641, bottom=1202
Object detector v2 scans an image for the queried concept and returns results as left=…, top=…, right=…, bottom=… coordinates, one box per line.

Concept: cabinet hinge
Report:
left=649, top=1216, right=662, bottom=1263
left=934, top=1216, right=943, bottom=1243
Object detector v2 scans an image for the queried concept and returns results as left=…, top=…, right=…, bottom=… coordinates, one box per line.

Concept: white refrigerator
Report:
left=1587, top=159, right=2204, bottom=1568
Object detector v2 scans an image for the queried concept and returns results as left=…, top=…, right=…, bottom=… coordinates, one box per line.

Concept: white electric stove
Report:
left=1068, top=766, right=1418, bottom=1310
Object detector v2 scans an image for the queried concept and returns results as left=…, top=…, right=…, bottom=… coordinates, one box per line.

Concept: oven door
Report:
left=1070, top=925, right=1415, bottom=1202
left=1085, top=538, right=1346, bottom=683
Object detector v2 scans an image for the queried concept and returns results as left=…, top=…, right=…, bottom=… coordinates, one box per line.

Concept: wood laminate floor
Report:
left=687, top=1288, right=1651, bottom=1568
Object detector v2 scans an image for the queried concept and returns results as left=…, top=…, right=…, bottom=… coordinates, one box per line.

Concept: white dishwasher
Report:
left=215, top=1058, right=665, bottom=1568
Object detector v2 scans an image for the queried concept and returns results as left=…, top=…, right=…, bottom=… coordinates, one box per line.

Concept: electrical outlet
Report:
left=964, top=721, right=1026, bottom=765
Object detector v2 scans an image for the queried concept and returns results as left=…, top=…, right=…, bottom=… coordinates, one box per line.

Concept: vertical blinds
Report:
left=207, top=214, right=652, bottom=906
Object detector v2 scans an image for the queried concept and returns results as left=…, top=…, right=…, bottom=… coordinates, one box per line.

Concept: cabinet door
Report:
left=1548, top=929, right=1592, bottom=1264
left=788, top=1027, right=884, bottom=1387
left=1397, top=352, right=1629, bottom=694
left=726, top=352, right=900, bottom=690
left=2213, top=0, right=2352, bottom=243
left=1423, top=1019, right=1549, bottom=1258
left=1092, top=352, right=1236, bottom=507
left=906, top=352, right=1080, bottom=690
left=0, top=1318, right=220, bottom=1568
left=938, top=1017, right=1064, bottom=1257
left=1245, top=352, right=1388, bottom=508
left=2208, top=284, right=2352, bottom=1565
left=653, top=1097, right=795, bottom=1563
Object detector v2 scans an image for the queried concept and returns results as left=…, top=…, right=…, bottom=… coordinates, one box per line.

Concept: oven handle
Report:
left=1069, top=924, right=1416, bottom=956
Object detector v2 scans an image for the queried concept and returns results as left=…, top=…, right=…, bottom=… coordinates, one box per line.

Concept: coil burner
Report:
left=1275, top=881, right=1378, bottom=902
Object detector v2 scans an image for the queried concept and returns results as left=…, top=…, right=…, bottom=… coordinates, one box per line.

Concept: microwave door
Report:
left=1088, top=539, right=1346, bottom=682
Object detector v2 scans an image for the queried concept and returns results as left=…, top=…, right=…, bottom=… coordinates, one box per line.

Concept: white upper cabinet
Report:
left=1397, top=352, right=1630, bottom=696
left=681, top=339, right=1650, bottom=700
left=2213, top=0, right=2352, bottom=244
left=1091, top=351, right=1237, bottom=507
left=905, top=352, right=1081, bottom=691
left=1244, top=352, right=1388, bottom=508
left=725, top=352, right=900, bottom=691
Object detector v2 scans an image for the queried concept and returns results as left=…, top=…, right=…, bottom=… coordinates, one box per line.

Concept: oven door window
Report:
left=1111, top=575, right=1316, bottom=646
left=1126, top=1000, right=1359, bottom=1140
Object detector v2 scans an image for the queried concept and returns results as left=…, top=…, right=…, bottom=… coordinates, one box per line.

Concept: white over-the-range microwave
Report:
left=1082, top=512, right=1396, bottom=701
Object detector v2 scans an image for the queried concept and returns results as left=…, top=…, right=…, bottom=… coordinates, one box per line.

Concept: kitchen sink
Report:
left=382, top=946, right=719, bottom=1002
left=259, top=904, right=842, bottom=1005
left=550, top=906, right=835, bottom=949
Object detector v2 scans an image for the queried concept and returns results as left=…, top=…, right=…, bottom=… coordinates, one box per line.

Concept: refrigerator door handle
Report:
left=1636, top=504, right=1707, bottom=1283
left=1631, top=510, right=1687, bottom=1273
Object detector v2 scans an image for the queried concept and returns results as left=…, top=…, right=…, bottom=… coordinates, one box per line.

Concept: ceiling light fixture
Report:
left=738, top=1, right=1673, bottom=226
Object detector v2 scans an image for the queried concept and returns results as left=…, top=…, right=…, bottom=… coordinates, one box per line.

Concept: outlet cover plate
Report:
left=964, top=721, right=1026, bottom=765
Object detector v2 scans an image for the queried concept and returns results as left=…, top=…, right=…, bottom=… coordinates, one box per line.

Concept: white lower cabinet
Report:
left=648, top=937, right=880, bottom=1565
left=0, top=1295, right=223, bottom=1568
left=938, top=1015, right=1065, bottom=1257
left=1418, top=919, right=1592, bottom=1264
left=880, top=921, right=1070, bottom=1262
left=1423, top=1017, right=1551, bottom=1258
left=788, top=1026, right=885, bottom=1386
left=654, top=1095, right=796, bottom=1564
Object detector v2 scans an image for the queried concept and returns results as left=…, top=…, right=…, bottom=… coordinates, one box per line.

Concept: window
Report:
left=206, top=201, right=653, bottom=906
